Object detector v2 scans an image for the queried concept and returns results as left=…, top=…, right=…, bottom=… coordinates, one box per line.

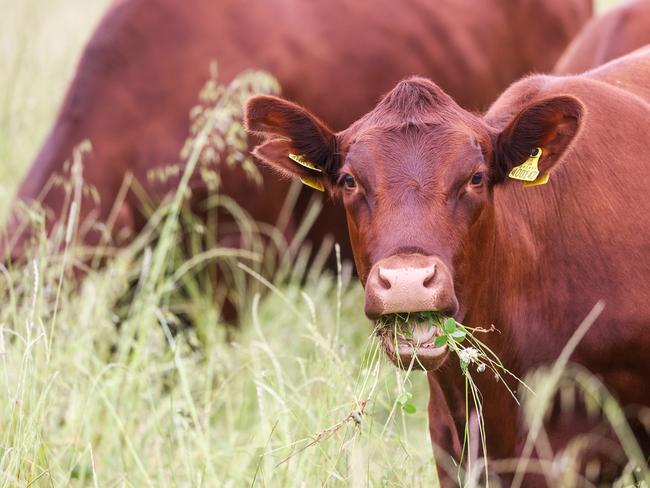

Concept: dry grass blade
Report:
left=275, top=399, right=370, bottom=468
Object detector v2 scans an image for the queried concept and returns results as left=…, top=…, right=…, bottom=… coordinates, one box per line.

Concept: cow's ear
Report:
left=492, top=96, right=584, bottom=183
left=244, top=95, right=338, bottom=192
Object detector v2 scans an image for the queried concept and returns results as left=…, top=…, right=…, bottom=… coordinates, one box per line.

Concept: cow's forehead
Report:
left=343, top=123, right=484, bottom=178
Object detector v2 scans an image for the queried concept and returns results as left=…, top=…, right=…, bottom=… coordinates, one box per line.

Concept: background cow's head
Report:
left=245, top=77, right=583, bottom=370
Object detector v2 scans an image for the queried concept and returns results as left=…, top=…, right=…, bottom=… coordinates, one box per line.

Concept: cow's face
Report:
left=245, top=78, right=582, bottom=370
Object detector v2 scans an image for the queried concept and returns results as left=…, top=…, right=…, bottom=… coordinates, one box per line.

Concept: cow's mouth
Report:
left=376, top=313, right=449, bottom=371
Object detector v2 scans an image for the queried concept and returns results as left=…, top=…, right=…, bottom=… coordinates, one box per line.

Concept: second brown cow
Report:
left=554, top=0, right=650, bottom=75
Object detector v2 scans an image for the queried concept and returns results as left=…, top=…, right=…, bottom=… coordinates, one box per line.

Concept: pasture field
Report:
left=0, top=0, right=645, bottom=487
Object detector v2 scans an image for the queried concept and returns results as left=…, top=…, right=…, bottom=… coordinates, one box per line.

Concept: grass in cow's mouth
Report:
left=377, top=311, right=513, bottom=377
left=377, top=311, right=531, bottom=480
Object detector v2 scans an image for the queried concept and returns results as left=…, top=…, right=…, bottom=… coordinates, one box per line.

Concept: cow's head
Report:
left=245, top=77, right=582, bottom=370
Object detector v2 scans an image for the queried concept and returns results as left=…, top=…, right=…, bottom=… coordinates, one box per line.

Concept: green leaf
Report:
left=401, top=403, right=416, bottom=414
left=450, top=329, right=467, bottom=341
left=434, top=335, right=448, bottom=348
left=443, top=318, right=457, bottom=334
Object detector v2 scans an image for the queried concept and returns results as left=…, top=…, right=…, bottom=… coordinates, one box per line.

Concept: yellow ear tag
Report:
left=289, top=153, right=322, bottom=173
left=288, top=153, right=325, bottom=191
left=523, top=171, right=550, bottom=188
left=298, top=175, right=325, bottom=192
left=508, top=147, right=542, bottom=182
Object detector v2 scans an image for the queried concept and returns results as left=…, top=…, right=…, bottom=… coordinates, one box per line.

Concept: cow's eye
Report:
left=470, top=171, right=484, bottom=186
left=342, top=174, right=357, bottom=189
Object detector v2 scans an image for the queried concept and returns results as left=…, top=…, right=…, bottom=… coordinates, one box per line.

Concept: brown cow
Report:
left=3, top=0, right=592, bottom=265
left=245, top=47, right=650, bottom=485
left=554, top=0, right=650, bottom=74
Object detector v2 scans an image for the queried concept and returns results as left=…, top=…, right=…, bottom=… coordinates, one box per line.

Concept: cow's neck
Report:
left=459, top=188, right=543, bottom=362
left=442, top=189, right=545, bottom=460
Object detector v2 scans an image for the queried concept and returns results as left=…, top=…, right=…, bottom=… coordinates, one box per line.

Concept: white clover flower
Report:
left=476, top=363, right=486, bottom=373
left=459, top=347, right=480, bottom=365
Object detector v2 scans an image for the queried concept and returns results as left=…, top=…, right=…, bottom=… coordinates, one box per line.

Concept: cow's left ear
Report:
left=245, top=95, right=339, bottom=192
left=492, top=95, right=584, bottom=183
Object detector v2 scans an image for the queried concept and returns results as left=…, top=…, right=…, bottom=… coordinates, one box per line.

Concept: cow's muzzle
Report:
left=365, top=254, right=459, bottom=371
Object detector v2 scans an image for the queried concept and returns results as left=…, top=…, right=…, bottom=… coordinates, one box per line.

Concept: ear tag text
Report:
left=523, top=171, right=550, bottom=188
left=289, top=153, right=324, bottom=192
left=508, top=147, right=542, bottom=183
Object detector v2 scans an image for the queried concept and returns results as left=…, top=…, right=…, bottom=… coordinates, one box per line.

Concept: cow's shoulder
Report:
left=486, top=48, right=650, bottom=132
left=581, top=46, right=650, bottom=104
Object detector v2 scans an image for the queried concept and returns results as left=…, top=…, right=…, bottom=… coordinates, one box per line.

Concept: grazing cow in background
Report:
left=554, top=0, right=650, bottom=74
left=3, top=0, right=592, bottom=265
left=245, top=47, right=650, bottom=485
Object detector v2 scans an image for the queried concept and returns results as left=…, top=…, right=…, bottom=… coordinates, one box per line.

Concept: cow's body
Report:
left=440, top=47, right=650, bottom=468
left=554, top=0, right=650, bottom=74
left=246, top=47, right=650, bottom=485
left=4, top=0, right=591, bottom=261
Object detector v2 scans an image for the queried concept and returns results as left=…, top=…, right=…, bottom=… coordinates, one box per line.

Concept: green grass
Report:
left=0, top=241, right=437, bottom=487
left=1, top=0, right=647, bottom=487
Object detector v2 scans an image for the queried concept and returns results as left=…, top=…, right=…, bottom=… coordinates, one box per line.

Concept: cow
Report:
left=554, top=0, right=650, bottom=75
left=245, top=47, right=650, bottom=485
left=3, top=0, right=592, bottom=268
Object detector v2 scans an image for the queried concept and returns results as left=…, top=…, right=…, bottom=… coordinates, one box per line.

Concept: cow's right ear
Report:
left=492, top=95, right=584, bottom=184
left=244, top=96, right=338, bottom=192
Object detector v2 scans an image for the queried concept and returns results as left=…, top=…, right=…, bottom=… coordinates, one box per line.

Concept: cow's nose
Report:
left=377, top=261, right=437, bottom=291
left=364, top=254, right=459, bottom=320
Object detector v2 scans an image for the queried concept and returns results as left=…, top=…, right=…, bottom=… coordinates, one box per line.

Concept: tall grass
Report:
left=0, top=166, right=438, bottom=486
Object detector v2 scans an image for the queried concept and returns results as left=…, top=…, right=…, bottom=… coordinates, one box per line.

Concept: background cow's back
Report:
left=554, top=0, right=650, bottom=74
left=5, top=0, right=592, bottom=260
